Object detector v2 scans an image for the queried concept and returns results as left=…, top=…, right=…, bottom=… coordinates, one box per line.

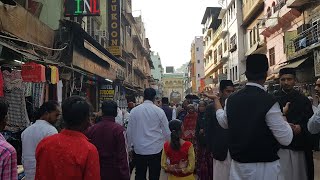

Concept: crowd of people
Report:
left=1, top=53, right=320, bottom=180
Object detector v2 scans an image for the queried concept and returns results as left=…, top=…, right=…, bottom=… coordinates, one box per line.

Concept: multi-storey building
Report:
left=151, top=51, right=164, bottom=98
left=242, top=0, right=267, bottom=61
left=218, top=0, right=246, bottom=84
left=202, top=7, right=224, bottom=88
left=190, top=36, right=204, bottom=93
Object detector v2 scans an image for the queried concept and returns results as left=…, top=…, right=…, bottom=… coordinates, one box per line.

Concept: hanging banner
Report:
left=64, top=0, right=100, bottom=17
left=108, top=0, right=122, bottom=56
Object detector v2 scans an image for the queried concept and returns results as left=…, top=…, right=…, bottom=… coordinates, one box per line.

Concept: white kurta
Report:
left=214, top=83, right=293, bottom=180
left=277, top=149, right=308, bottom=180
left=229, top=160, right=280, bottom=180
left=213, top=152, right=231, bottom=180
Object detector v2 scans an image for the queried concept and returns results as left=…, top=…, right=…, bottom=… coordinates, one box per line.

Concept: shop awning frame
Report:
left=280, top=58, right=308, bottom=69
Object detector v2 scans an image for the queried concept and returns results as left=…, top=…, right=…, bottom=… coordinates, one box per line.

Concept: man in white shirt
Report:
left=206, top=54, right=293, bottom=180
left=21, top=101, right=61, bottom=180
left=127, top=88, right=171, bottom=180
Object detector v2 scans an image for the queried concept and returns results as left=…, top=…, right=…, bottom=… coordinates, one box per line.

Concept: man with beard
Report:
left=274, top=68, right=314, bottom=180
left=204, top=80, right=234, bottom=180
left=207, top=54, right=293, bottom=180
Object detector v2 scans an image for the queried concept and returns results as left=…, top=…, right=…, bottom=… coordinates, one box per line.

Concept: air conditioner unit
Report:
left=229, top=44, right=237, bottom=52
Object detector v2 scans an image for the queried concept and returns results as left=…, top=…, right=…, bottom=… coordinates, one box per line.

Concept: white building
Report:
left=219, top=0, right=246, bottom=84
left=193, top=36, right=204, bottom=92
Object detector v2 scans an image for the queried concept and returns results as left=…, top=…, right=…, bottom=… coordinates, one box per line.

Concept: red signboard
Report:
left=64, top=0, right=100, bottom=17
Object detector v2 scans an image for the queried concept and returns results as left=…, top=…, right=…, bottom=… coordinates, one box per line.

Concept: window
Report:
left=230, top=34, right=237, bottom=52
left=198, top=74, right=200, bottom=78
left=196, top=47, right=199, bottom=51
left=269, top=47, right=276, bottom=66
left=214, top=50, right=218, bottom=64
left=235, top=66, right=238, bottom=80
left=249, top=30, right=253, bottom=47
left=197, top=60, right=200, bottom=64
left=224, top=38, right=228, bottom=52
left=218, top=44, right=222, bottom=56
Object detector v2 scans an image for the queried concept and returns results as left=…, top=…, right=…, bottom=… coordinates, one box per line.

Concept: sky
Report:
left=133, top=0, right=220, bottom=69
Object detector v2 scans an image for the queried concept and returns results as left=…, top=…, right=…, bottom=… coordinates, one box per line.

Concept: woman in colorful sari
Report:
left=182, top=104, right=198, bottom=146
left=161, top=120, right=195, bottom=180
left=195, top=101, right=213, bottom=180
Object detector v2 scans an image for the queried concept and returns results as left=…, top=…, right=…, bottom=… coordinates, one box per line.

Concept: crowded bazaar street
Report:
left=2, top=0, right=320, bottom=180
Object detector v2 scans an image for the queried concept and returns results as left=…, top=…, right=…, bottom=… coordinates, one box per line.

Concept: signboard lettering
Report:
left=64, top=0, right=100, bottom=17
left=108, top=0, right=122, bottom=56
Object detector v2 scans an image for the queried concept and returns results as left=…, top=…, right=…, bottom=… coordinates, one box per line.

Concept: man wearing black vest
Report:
left=206, top=54, right=293, bottom=180
left=274, top=68, right=315, bottom=180
left=204, top=80, right=234, bottom=180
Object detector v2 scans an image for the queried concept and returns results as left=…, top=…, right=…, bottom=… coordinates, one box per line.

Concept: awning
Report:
left=281, top=58, right=308, bottom=69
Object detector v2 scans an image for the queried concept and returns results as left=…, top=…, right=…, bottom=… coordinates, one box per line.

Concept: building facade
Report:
left=190, top=36, right=204, bottom=93
left=151, top=51, right=164, bottom=98
left=162, top=73, right=185, bottom=104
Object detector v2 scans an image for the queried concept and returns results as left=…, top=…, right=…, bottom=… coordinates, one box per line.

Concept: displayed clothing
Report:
left=35, top=129, right=100, bottom=180
left=0, top=70, right=4, bottom=97
left=161, top=141, right=195, bottom=180
left=49, top=66, right=59, bottom=84
left=23, top=82, right=33, bottom=97
left=86, top=117, right=130, bottom=180
left=32, top=83, right=45, bottom=108
left=0, top=133, right=18, bottom=180
left=21, top=62, right=46, bottom=83
left=21, top=120, right=58, bottom=180
left=3, top=70, right=30, bottom=132
left=57, top=80, right=63, bottom=104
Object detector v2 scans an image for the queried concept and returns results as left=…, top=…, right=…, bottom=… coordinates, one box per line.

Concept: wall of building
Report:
left=194, top=36, right=204, bottom=92
left=151, top=52, right=163, bottom=81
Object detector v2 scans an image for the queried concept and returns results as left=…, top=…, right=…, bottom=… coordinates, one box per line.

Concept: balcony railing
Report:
left=242, top=0, right=264, bottom=23
left=286, top=23, right=320, bottom=59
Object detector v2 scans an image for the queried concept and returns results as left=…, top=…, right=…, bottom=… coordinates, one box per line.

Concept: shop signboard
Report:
left=64, top=0, right=100, bottom=17
left=108, top=0, right=122, bottom=56
left=99, top=85, right=115, bottom=102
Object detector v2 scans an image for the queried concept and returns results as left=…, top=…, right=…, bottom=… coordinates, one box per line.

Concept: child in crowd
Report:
left=161, top=120, right=195, bottom=180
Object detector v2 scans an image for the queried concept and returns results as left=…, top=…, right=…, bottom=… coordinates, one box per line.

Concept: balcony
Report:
left=242, top=0, right=264, bottom=25
left=286, top=0, right=310, bottom=8
left=133, top=62, right=146, bottom=79
left=261, top=0, right=301, bottom=37
left=286, top=22, right=320, bottom=60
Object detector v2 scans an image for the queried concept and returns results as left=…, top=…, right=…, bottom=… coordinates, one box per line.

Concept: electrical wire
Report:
left=0, top=34, right=68, bottom=51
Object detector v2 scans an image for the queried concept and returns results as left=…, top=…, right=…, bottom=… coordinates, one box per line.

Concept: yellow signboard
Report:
left=108, top=46, right=122, bottom=56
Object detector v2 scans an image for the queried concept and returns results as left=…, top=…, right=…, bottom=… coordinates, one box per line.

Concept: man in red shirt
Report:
left=86, top=100, right=130, bottom=180
left=35, top=96, right=100, bottom=180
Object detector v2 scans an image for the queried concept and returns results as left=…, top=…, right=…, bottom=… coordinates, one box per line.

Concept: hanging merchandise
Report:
left=32, top=83, right=45, bottom=108
left=0, top=70, right=4, bottom=97
left=3, top=70, right=30, bottom=132
left=49, top=66, right=59, bottom=84
left=21, top=62, right=46, bottom=82
left=57, top=80, right=63, bottom=104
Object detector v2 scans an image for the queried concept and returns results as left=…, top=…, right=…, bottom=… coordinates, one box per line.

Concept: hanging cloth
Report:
left=49, top=66, right=59, bottom=84
left=3, top=70, right=30, bottom=132
left=21, top=62, right=46, bottom=82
